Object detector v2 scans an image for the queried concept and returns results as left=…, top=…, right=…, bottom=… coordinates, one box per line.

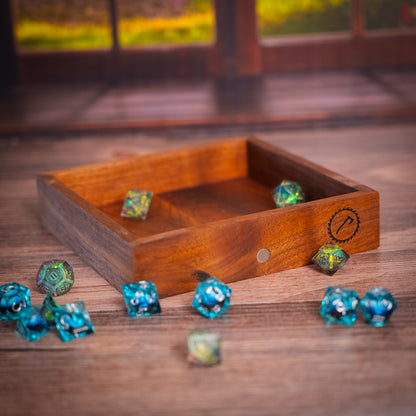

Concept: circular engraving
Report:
left=328, top=207, right=360, bottom=243
left=257, top=248, right=271, bottom=263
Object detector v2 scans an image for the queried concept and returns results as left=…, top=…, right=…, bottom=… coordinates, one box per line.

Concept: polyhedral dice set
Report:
left=1, top=260, right=95, bottom=342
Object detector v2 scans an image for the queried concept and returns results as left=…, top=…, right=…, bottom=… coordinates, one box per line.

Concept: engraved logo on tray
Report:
left=328, top=207, right=360, bottom=243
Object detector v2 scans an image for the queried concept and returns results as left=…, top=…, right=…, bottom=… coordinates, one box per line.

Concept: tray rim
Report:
left=37, top=136, right=378, bottom=247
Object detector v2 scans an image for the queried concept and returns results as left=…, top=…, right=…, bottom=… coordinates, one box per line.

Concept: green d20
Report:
left=272, top=180, right=305, bottom=208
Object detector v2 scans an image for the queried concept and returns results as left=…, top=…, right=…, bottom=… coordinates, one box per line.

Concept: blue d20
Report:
left=0, top=282, right=31, bottom=322
left=360, top=287, right=397, bottom=327
left=16, top=307, right=50, bottom=341
left=122, top=281, right=161, bottom=317
left=53, top=301, right=94, bottom=342
left=192, top=277, right=231, bottom=319
left=320, top=286, right=360, bottom=326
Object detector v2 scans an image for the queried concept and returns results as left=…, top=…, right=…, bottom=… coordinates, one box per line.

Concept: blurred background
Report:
left=0, top=0, right=415, bottom=136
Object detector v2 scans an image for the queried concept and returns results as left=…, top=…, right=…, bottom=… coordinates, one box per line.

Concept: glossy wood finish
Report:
left=37, top=137, right=379, bottom=298
left=0, top=124, right=415, bottom=415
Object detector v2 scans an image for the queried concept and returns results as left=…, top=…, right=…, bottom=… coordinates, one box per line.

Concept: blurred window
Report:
left=118, top=0, right=214, bottom=47
left=257, top=0, right=352, bottom=38
left=13, top=0, right=112, bottom=51
left=365, top=0, right=416, bottom=30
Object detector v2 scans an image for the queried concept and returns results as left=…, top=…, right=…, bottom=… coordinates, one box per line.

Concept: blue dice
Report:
left=320, top=286, right=360, bottom=326
left=16, top=307, right=50, bottom=341
left=192, top=277, right=231, bottom=319
left=0, top=282, right=31, bottom=322
left=122, top=281, right=161, bottom=317
left=360, top=287, right=397, bottom=327
left=53, top=301, right=94, bottom=342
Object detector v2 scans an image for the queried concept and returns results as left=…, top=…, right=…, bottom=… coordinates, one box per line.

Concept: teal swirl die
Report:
left=272, top=180, right=305, bottom=208
left=360, top=287, right=397, bottom=327
left=187, top=330, right=221, bottom=366
left=36, top=260, right=74, bottom=296
left=53, top=301, right=94, bottom=342
left=321, top=286, right=360, bottom=326
left=122, top=281, right=161, bottom=317
left=192, top=277, right=231, bottom=319
left=121, top=190, right=153, bottom=219
left=16, top=307, right=50, bottom=341
left=312, top=242, right=350, bottom=275
left=0, top=282, right=31, bottom=322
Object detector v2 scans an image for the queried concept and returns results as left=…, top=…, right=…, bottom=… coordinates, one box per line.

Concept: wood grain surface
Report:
left=1, top=69, right=416, bottom=137
left=0, top=124, right=415, bottom=416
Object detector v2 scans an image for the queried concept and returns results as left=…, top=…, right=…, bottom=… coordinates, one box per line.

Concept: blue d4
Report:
left=320, top=286, right=360, bottom=326
left=53, top=301, right=94, bottom=342
left=192, top=277, right=231, bottom=319
left=360, top=287, right=397, bottom=327
left=122, top=281, right=161, bottom=317
left=0, top=282, right=31, bottom=322
left=16, top=307, right=49, bottom=341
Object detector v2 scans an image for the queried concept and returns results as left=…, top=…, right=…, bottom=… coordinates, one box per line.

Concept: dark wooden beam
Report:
left=108, top=0, right=120, bottom=51
left=352, top=0, right=364, bottom=37
left=0, top=0, right=17, bottom=91
left=213, top=0, right=261, bottom=78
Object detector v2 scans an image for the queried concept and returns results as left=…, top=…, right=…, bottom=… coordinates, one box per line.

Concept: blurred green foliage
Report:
left=14, top=0, right=416, bottom=50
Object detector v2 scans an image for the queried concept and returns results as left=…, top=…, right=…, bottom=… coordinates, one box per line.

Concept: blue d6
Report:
left=122, top=281, right=161, bottom=317
left=320, top=286, right=360, bottom=326
left=360, top=287, right=397, bottom=326
left=16, top=307, right=49, bottom=341
left=53, top=301, right=94, bottom=342
left=192, top=277, right=231, bottom=319
left=0, top=282, right=31, bottom=322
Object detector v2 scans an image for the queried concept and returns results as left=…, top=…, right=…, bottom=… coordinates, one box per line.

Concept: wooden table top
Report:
left=0, top=124, right=415, bottom=416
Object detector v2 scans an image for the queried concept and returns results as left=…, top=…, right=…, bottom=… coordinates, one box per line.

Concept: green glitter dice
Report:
left=121, top=190, right=153, bottom=219
left=312, top=242, right=350, bottom=275
left=187, top=330, right=221, bottom=366
left=272, top=180, right=305, bottom=208
left=36, top=260, right=74, bottom=296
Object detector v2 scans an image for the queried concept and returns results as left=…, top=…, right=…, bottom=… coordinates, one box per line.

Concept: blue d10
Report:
left=122, top=281, right=161, bottom=317
left=360, top=287, right=397, bottom=327
left=16, top=307, right=50, bottom=341
left=192, top=277, right=231, bottom=319
left=320, top=286, right=360, bottom=326
left=53, top=301, right=94, bottom=342
left=0, top=282, right=31, bottom=322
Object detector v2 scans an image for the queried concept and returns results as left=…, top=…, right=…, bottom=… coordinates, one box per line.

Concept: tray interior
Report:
left=54, top=138, right=357, bottom=240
